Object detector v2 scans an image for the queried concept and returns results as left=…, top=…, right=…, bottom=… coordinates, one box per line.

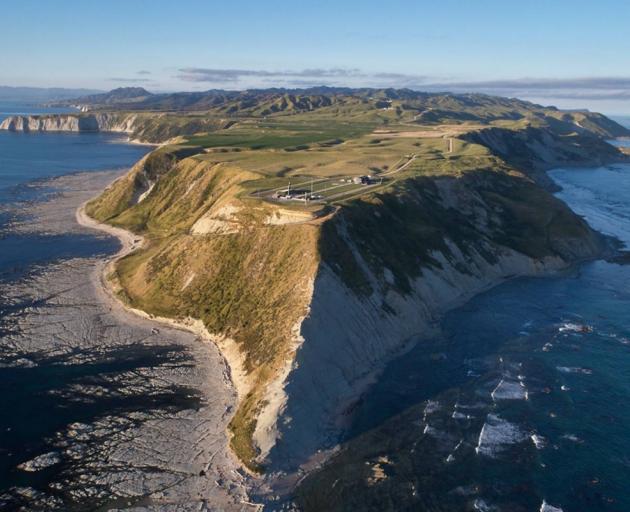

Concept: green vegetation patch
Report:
left=185, top=120, right=373, bottom=150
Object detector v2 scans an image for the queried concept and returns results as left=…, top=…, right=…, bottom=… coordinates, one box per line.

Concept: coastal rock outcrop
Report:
left=461, top=126, right=623, bottom=188
left=0, top=112, right=232, bottom=144
left=257, top=170, right=604, bottom=470
left=84, top=145, right=607, bottom=474
left=78, top=95, right=626, bottom=475
left=0, top=113, right=137, bottom=135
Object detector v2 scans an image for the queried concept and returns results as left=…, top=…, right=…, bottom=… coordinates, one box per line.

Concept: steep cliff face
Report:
left=462, top=126, right=623, bottom=188
left=0, top=112, right=137, bottom=134
left=258, top=170, right=605, bottom=471
left=0, top=112, right=228, bottom=143
left=84, top=140, right=608, bottom=474
left=86, top=152, right=323, bottom=471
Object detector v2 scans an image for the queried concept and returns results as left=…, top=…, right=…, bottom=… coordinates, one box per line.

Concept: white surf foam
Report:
left=423, top=400, right=439, bottom=418
left=531, top=433, right=547, bottom=449
left=552, top=166, right=630, bottom=248
left=559, top=322, right=591, bottom=334
left=473, top=498, right=498, bottom=511
left=475, top=413, right=528, bottom=457
left=491, top=378, right=528, bottom=401
left=446, top=438, right=465, bottom=461
left=540, top=500, right=563, bottom=512
left=423, top=424, right=441, bottom=437
left=556, top=366, right=592, bottom=375
left=454, top=401, right=486, bottom=410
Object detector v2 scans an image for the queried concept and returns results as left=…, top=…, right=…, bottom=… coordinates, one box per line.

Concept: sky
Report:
left=3, top=0, right=630, bottom=114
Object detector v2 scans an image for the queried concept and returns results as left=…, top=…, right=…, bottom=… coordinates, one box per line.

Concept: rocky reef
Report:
left=0, top=171, right=251, bottom=510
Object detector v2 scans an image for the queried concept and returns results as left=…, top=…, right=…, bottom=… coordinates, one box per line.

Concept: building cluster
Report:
left=354, top=175, right=375, bottom=185
left=339, top=175, right=376, bottom=185
left=273, top=174, right=379, bottom=203
left=274, top=187, right=322, bottom=202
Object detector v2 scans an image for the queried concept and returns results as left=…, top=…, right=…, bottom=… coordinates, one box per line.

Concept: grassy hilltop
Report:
left=84, top=88, right=627, bottom=471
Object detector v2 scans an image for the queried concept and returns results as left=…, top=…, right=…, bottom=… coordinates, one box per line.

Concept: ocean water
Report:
left=350, top=160, right=630, bottom=508
left=0, top=103, right=147, bottom=203
left=0, top=103, right=149, bottom=279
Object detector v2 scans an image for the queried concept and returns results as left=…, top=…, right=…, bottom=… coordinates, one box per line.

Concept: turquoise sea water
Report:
left=350, top=147, right=630, bottom=510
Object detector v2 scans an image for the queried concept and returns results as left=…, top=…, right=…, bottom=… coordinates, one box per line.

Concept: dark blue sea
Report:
left=0, top=104, right=147, bottom=202
left=350, top=134, right=630, bottom=511
left=0, top=104, right=150, bottom=279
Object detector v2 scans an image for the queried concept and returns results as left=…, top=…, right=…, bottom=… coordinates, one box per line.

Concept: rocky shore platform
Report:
left=0, top=170, right=257, bottom=511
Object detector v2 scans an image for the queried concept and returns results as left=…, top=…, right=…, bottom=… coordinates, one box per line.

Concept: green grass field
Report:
left=185, top=120, right=374, bottom=149
left=177, top=117, right=502, bottom=205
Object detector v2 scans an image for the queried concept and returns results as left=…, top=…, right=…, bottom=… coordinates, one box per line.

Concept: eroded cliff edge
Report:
left=0, top=113, right=138, bottom=135
left=263, top=169, right=607, bottom=472
left=80, top=106, right=627, bottom=476
left=0, top=112, right=229, bottom=143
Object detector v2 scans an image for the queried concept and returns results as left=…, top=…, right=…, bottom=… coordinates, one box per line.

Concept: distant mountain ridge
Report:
left=0, top=86, right=103, bottom=103
left=58, top=86, right=548, bottom=114
left=54, top=87, right=627, bottom=135
left=62, top=87, right=154, bottom=107
left=5, top=86, right=629, bottom=143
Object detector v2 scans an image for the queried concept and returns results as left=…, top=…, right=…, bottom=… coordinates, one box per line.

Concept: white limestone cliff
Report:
left=0, top=113, right=138, bottom=135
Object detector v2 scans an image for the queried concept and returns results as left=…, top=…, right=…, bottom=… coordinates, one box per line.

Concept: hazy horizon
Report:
left=3, top=84, right=630, bottom=119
